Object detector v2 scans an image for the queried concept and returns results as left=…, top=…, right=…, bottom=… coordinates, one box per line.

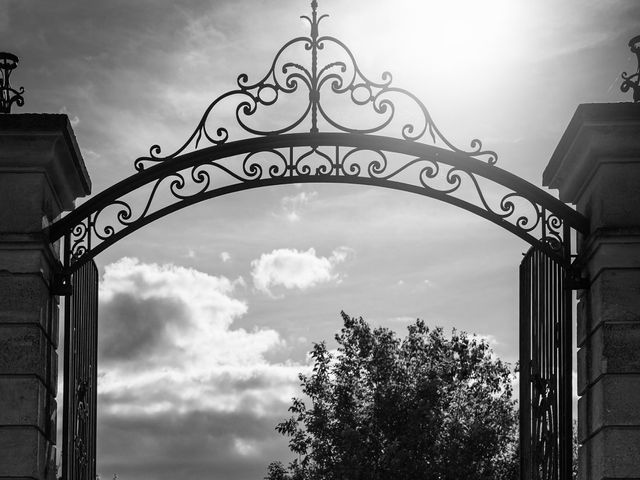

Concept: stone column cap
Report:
left=0, top=114, right=91, bottom=211
left=544, top=103, right=640, bottom=204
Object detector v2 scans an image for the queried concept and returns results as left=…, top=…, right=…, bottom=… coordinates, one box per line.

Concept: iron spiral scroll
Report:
left=48, top=1, right=588, bottom=275
left=134, top=0, right=497, bottom=171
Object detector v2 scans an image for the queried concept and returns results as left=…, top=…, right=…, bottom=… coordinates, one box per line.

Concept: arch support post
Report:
left=544, top=103, right=640, bottom=480
left=0, top=115, right=90, bottom=480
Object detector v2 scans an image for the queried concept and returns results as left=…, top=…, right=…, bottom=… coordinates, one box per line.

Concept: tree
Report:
left=265, top=312, right=519, bottom=480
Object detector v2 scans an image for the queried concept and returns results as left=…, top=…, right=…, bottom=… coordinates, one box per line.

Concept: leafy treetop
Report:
left=265, top=312, right=518, bottom=480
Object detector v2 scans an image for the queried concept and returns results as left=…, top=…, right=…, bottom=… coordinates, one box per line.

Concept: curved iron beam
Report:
left=47, top=133, right=588, bottom=274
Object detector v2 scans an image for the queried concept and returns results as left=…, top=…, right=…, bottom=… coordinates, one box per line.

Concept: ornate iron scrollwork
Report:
left=73, top=379, right=89, bottom=472
left=48, top=1, right=588, bottom=274
left=134, top=1, right=497, bottom=171
left=0, top=52, right=25, bottom=113
left=59, top=135, right=582, bottom=271
left=532, top=376, right=558, bottom=480
left=621, top=35, right=640, bottom=102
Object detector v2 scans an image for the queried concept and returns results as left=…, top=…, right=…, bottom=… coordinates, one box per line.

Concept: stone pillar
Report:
left=544, top=103, right=640, bottom=480
left=0, top=115, right=90, bottom=480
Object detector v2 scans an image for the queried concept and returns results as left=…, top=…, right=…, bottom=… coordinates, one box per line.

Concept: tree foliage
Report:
left=265, top=312, right=518, bottom=480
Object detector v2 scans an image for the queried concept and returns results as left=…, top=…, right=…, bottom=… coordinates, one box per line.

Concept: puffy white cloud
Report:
left=95, top=258, right=312, bottom=479
left=220, top=251, right=231, bottom=262
left=250, top=247, right=352, bottom=297
left=98, top=258, right=305, bottom=416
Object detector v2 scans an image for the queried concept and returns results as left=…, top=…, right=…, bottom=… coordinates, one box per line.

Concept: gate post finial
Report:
left=0, top=52, right=25, bottom=113
left=621, top=35, right=640, bottom=102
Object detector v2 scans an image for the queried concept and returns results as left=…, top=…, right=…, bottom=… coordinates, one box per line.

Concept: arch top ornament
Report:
left=48, top=1, right=589, bottom=278
left=134, top=0, right=497, bottom=172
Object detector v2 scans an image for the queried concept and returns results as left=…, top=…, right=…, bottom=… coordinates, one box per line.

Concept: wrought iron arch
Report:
left=49, top=131, right=586, bottom=274
left=47, top=0, right=588, bottom=275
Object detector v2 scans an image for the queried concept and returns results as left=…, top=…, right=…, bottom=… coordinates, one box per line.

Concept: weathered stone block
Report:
left=585, top=427, right=640, bottom=479
left=0, top=427, right=50, bottom=479
left=579, top=235, right=640, bottom=285
left=0, top=114, right=91, bottom=214
left=544, top=103, right=640, bottom=207
left=0, top=377, right=49, bottom=433
left=578, top=442, right=589, bottom=480
left=0, top=274, right=50, bottom=331
left=579, top=163, right=640, bottom=229
left=0, top=247, right=57, bottom=279
left=0, top=325, right=50, bottom=383
left=578, top=374, right=640, bottom=443
left=0, top=174, right=52, bottom=233
left=579, top=269, right=640, bottom=343
left=578, top=322, right=640, bottom=394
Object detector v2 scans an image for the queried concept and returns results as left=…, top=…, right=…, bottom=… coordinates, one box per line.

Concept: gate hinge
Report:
left=51, top=273, right=72, bottom=296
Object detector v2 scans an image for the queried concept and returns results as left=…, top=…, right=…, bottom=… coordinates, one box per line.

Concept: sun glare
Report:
left=347, top=0, right=522, bottom=90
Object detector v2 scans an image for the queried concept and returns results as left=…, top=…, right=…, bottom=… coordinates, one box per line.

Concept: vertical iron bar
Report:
left=62, top=234, right=71, bottom=480
left=90, top=261, right=98, bottom=480
left=562, top=225, right=573, bottom=480
left=531, top=249, right=536, bottom=480
left=520, top=252, right=532, bottom=480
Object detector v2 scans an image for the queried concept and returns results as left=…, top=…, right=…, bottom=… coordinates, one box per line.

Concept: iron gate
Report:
left=46, top=2, right=589, bottom=478
left=62, top=260, right=99, bottom=480
left=520, top=247, right=573, bottom=480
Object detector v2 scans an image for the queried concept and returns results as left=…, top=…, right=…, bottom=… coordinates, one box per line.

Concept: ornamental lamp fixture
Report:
left=0, top=52, right=25, bottom=113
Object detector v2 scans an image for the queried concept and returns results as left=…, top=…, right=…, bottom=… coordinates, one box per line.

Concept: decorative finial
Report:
left=621, top=35, right=640, bottom=102
left=0, top=52, right=25, bottom=113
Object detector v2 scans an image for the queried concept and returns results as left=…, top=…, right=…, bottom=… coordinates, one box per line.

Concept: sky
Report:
left=2, top=1, right=639, bottom=479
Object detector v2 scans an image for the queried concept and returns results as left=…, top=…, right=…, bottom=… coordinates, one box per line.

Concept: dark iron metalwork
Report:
left=0, top=52, right=25, bottom=113
left=520, top=244, right=573, bottom=480
left=621, top=35, right=640, bottom=102
left=46, top=3, right=584, bottom=480
left=49, top=133, right=588, bottom=274
left=134, top=1, right=497, bottom=170
left=48, top=1, right=588, bottom=273
left=62, top=260, right=98, bottom=480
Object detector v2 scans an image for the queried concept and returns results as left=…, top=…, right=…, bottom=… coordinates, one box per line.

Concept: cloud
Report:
left=250, top=247, right=352, bottom=297
left=388, top=316, right=415, bottom=324
left=98, top=408, right=294, bottom=480
left=96, top=258, right=307, bottom=479
left=220, top=251, right=231, bottom=262
left=279, top=191, right=318, bottom=222
left=59, top=105, right=80, bottom=127
left=474, top=333, right=500, bottom=347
